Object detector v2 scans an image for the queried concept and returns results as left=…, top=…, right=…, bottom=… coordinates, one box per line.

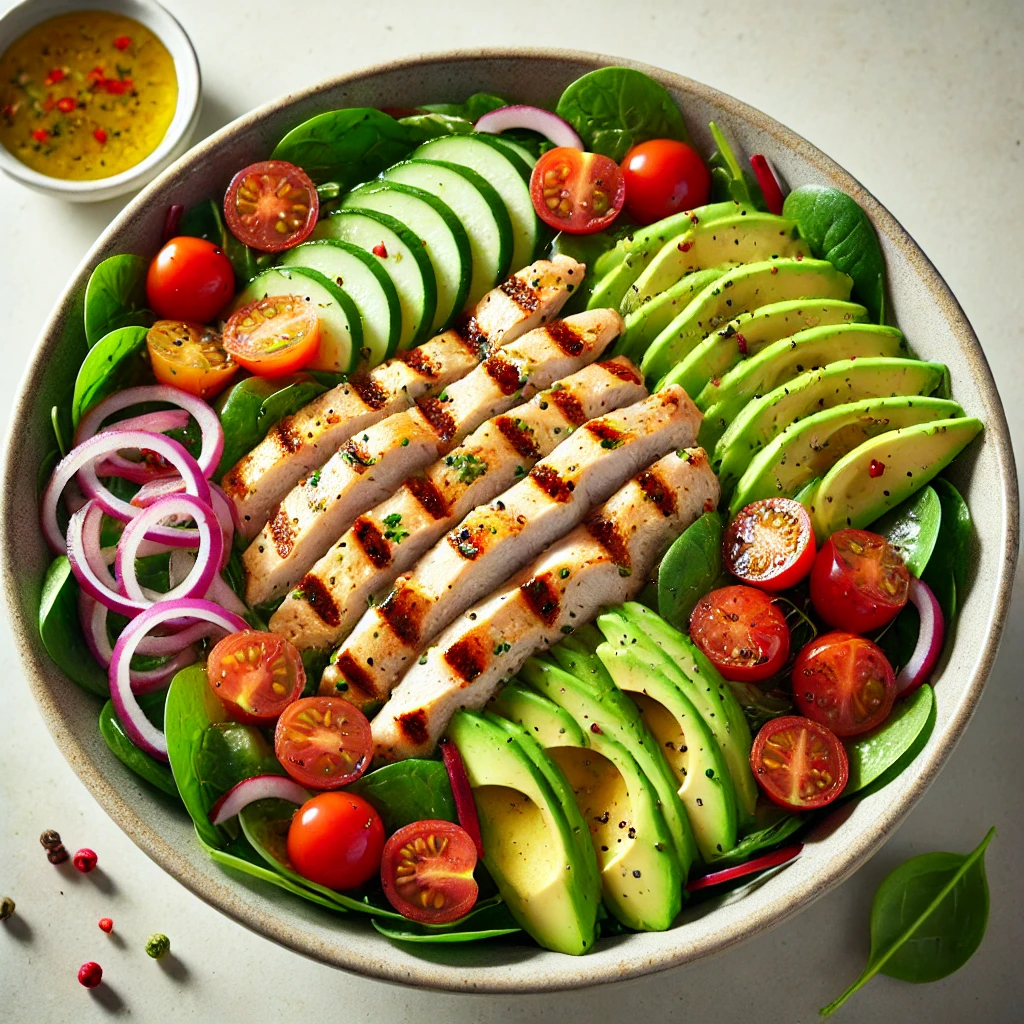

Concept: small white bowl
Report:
left=0, top=0, right=201, bottom=202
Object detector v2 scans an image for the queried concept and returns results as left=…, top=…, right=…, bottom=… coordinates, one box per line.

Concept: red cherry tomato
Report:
left=380, top=819, right=479, bottom=924
left=530, top=147, right=625, bottom=235
left=791, top=631, right=897, bottom=737
left=621, top=138, right=711, bottom=225
left=206, top=630, right=304, bottom=724
left=689, top=585, right=790, bottom=683
left=810, top=529, right=910, bottom=633
left=222, top=295, right=321, bottom=378
left=750, top=715, right=849, bottom=810
left=224, top=160, right=319, bottom=253
left=287, top=792, right=385, bottom=890
left=274, top=696, right=372, bottom=789
left=724, top=498, right=816, bottom=592
left=146, top=236, right=234, bottom=323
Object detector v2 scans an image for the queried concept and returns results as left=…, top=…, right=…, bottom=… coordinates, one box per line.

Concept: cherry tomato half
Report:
left=222, top=295, right=321, bottom=377
left=621, top=138, right=711, bottom=225
left=689, top=585, right=790, bottom=683
left=724, top=498, right=816, bottom=592
left=287, top=792, right=385, bottom=890
left=380, top=819, right=479, bottom=924
left=750, top=715, right=849, bottom=810
left=810, top=529, right=910, bottom=633
left=146, top=236, right=235, bottom=323
left=792, top=631, right=897, bottom=737
left=146, top=320, right=238, bottom=399
left=530, top=147, right=626, bottom=235
left=224, top=160, right=319, bottom=253
left=206, top=630, right=304, bottom=725
left=274, top=696, right=372, bottom=789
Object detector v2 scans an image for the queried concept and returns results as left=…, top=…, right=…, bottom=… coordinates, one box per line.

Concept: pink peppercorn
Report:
left=78, top=962, right=103, bottom=988
left=869, top=459, right=886, bottom=479
left=73, top=848, right=98, bottom=873
left=98, top=918, right=114, bottom=934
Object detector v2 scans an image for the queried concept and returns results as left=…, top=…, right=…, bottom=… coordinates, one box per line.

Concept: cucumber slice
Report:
left=476, top=134, right=537, bottom=174
left=412, top=135, right=538, bottom=273
left=383, top=159, right=513, bottom=303
left=343, top=181, right=471, bottom=333
left=313, top=209, right=435, bottom=349
left=232, top=267, right=361, bottom=374
left=278, top=240, right=401, bottom=366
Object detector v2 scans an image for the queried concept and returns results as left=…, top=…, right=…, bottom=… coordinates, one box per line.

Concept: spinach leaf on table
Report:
left=83, top=254, right=153, bottom=348
left=71, top=325, right=152, bottom=426
left=783, top=185, right=887, bottom=323
left=555, top=67, right=688, bottom=162
left=349, top=759, right=456, bottom=834
left=657, top=511, right=725, bottom=630
left=179, top=199, right=273, bottom=287
left=873, top=484, right=942, bottom=576
left=821, top=827, right=995, bottom=1016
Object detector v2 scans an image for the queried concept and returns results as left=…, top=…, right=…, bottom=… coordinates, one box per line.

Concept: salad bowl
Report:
left=1, top=48, right=1017, bottom=992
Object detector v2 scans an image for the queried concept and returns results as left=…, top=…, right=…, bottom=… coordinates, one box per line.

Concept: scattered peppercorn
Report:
left=0, top=896, right=15, bottom=920
left=73, top=848, right=98, bottom=873
left=869, top=458, right=886, bottom=478
left=78, top=962, right=103, bottom=988
left=145, top=933, right=171, bottom=959
left=372, top=242, right=388, bottom=258
left=98, top=917, right=114, bottom=934
left=40, top=829, right=69, bottom=865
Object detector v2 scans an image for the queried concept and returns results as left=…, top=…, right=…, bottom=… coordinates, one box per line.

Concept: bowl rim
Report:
left=0, top=0, right=201, bottom=196
left=2, top=45, right=1019, bottom=992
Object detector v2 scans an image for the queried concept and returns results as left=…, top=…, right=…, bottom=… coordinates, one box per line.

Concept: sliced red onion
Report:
left=67, top=502, right=149, bottom=617
left=110, top=599, right=248, bottom=758
left=895, top=577, right=945, bottom=697
left=475, top=105, right=583, bottom=150
left=74, top=384, right=224, bottom=478
left=209, top=774, right=309, bottom=825
left=686, top=844, right=803, bottom=892
left=169, top=549, right=247, bottom=617
left=749, top=154, right=785, bottom=216
left=440, top=737, right=484, bottom=858
left=136, top=478, right=234, bottom=565
left=94, top=409, right=191, bottom=483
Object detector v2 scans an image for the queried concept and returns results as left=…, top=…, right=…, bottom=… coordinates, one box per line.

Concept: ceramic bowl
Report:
left=0, top=0, right=201, bottom=202
left=1, top=49, right=1018, bottom=992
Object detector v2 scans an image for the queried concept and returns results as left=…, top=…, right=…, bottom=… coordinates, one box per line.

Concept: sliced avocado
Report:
left=520, top=654, right=698, bottom=878
left=492, top=682, right=683, bottom=931
left=808, top=417, right=983, bottom=540
left=794, top=476, right=820, bottom=506
left=642, top=258, right=854, bottom=385
left=625, top=213, right=811, bottom=312
left=729, top=395, right=964, bottom=514
left=613, top=603, right=758, bottom=824
left=663, top=298, right=869, bottom=399
left=696, top=324, right=907, bottom=451
left=446, top=710, right=600, bottom=955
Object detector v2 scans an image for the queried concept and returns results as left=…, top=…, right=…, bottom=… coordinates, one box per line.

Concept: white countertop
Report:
left=2, top=1, right=1022, bottom=1020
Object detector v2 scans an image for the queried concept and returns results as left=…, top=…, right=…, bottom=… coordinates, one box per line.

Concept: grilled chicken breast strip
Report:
left=273, top=357, right=647, bottom=651
left=325, top=386, right=702, bottom=708
left=223, top=256, right=584, bottom=539
left=243, top=309, right=623, bottom=605
left=372, top=448, right=720, bottom=760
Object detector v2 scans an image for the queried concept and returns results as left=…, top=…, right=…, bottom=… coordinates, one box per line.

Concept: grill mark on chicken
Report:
left=584, top=511, right=631, bottom=569
left=406, top=475, right=450, bottom=520
left=494, top=415, right=541, bottom=459
left=637, top=468, right=678, bottom=517
left=415, top=396, right=457, bottom=443
left=396, top=346, right=442, bottom=379
left=482, top=354, right=525, bottom=396
left=520, top=572, right=561, bottom=626
left=452, top=312, right=490, bottom=357
left=332, top=650, right=375, bottom=694
left=348, top=375, right=389, bottom=411
left=598, top=359, right=642, bottom=385
left=397, top=708, right=431, bottom=745
left=220, top=464, right=247, bottom=500
left=299, top=574, right=341, bottom=627
left=529, top=463, right=575, bottom=502
left=545, top=319, right=585, bottom=356
left=353, top=517, right=392, bottom=569
left=377, top=585, right=427, bottom=644
left=499, top=275, right=540, bottom=312
left=584, top=420, right=628, bottom=447
left=273, top=419, right=303, bottom=455
left=447, top=521, right=490, bottom=561
left=269, top=508, right=295, bottom=559
left=546, top=387, right=587, bottom=426
left=444, top=634, right=488, bottom=683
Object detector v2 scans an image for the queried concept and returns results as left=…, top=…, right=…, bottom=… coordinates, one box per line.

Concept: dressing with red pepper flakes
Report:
left=0, top=11, right=177, bottom=179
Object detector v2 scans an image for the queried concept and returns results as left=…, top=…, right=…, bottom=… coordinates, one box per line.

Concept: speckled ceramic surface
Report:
left=1, top=49, right=1017, bottom=993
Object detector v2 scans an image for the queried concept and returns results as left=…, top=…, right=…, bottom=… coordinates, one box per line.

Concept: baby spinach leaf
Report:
left=707, top=122, right=767, bottom=211
left=398, top=112, right=475, bottom=142
left=83, top=254, right=153, bottom=348
left=783, top=185, right=887, bottom=323
left=39, top=556, right=110, bottom=697
left=179, top=199, right=273, bottom=286
left=349, top=759, right=456, bottom=834
left=657, top=511, right=725, bottom=630
left=271, top=108, right=416, bottom=187
left=711, top=811, right=805, bottom=867
left=555, top=67, right=687, bottom=162
left=821, top=827, right=995, bottom=1016
left=922, top=478, right=972, bottom=624
left=875, top=601, right=920, bottom=675
left=844, top=684, right=935, bottom=795
left=51, top=404, right=73, bottom=457
left=726, top=678, right=795, bottom=733
left=71, top=325, right=152, bottom=427
left=421, top=93, right=507, bottom=120
left=873, top=485, right=942, bottom=576
left=98, top=696, right=180, bottom=800
left=371, top=896, right=520, bottom=944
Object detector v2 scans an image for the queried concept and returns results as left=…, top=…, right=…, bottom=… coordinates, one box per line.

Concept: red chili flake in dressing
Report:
left=869, top=459, right=886, bottom=478
left=56, top=96, right=76, bottom=113
left=44, top=68, right=65, bottom=86
left=113, top=36, right=132, bottom=50
left=372, top=243, right=388, bottom=258
left=31, top=129, right=48, bottom=143
left=735, top=332, right=748, bottom=355
left=93, top=128, right=107, bottom=144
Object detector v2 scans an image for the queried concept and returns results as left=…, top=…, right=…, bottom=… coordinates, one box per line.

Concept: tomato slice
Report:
left=206, top=630, right=304, bottom=724
left=287, top=792, right=385, bottom=890
left=274, top=696, right=372, bottom=789
left=146, top=320, right=238, bottom=399
left=792, top=631, right=897, bottom=737
left=724, top=498, right=816, bottom=592
left=750, top=716, right=849, bottom=810
left=530, top=147, right=626, bottom=234
left=380, top=819, right=479, bottom=924
left=146, top=236, right=235, bottom=323
left=222, top=295, right=321, bottom=377
left=810, top=529, right=910, bottom=632
left=224, top=160, right=318, bottom=253
left=621, top=138, right=711, bottom=225
left=689, top=585, right=790, bottom=683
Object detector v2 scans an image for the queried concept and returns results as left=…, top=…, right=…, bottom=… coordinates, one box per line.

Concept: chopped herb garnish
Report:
left=382, top=513, right=408, bottom=545
left=445, top=452, right=488, bottom=484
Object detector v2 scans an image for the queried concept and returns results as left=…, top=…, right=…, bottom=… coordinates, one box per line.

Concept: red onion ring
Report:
left=209, top=775, right=309, bottom=825
left=475, top=105, right=583, bottom=150
left=134, top=478, right=234, bottom=566
left=749, top=154, right=785, bottom=216
left=67, top=502, right=148, bottom=617
left=895, top=577, right=945, bottom=696
left=169, top=550, right=248, bottom=617
left=110, top=599, right=248, bottom=759
left=94, top=409, right=191, bottom=483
